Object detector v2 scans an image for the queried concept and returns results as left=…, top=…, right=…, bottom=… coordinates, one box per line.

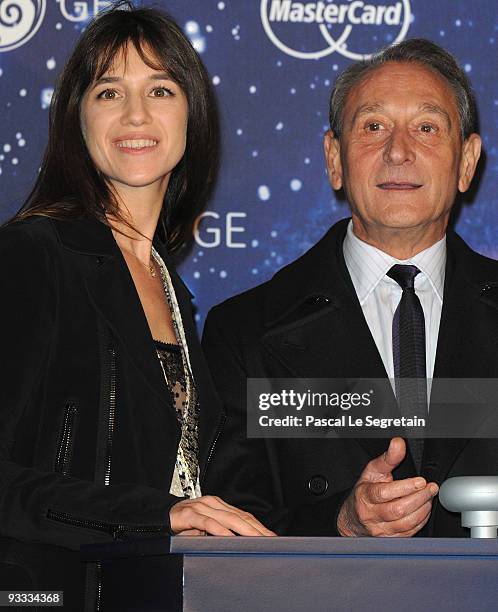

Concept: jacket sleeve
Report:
left=0, top=222, right=179, bottom=551
left=202, top=303, right=349, bottom=536
left=201, top=305, right=279, bottom=526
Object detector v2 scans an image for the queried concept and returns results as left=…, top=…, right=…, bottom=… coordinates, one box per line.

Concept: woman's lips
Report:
left=376, top=182, right=422, bottom=190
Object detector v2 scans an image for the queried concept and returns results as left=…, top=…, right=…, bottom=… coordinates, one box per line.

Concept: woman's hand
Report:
left=170, top=495, right=275, bottom=536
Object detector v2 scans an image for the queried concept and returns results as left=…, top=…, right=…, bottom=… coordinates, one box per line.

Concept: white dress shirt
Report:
left=343, top=220, right=446, bottom=383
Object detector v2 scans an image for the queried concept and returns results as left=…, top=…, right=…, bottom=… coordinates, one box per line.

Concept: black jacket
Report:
left=0, top=216, right=223, bottom=609
left=202, top=218, right=498, bottom=537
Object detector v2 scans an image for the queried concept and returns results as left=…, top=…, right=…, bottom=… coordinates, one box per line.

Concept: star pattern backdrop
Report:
left=0, top=0, right=497, bottom=330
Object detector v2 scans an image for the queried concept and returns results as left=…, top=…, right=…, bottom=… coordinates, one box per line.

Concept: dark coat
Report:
left=202, top=218, right=498, bottom=537
left=0, top=216, right=223, bottom=609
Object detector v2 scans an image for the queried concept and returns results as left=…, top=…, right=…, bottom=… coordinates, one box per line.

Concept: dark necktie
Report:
left=387, top=264, right=427, bottom=472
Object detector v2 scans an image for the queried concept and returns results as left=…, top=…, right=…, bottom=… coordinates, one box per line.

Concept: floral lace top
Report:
left=151, top=247, right=201, bottom=499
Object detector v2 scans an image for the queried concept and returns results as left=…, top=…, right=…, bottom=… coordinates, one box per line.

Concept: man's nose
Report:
left=382, top=127, right=415, bottom=165
left=121, top=95, right=152, bottom=126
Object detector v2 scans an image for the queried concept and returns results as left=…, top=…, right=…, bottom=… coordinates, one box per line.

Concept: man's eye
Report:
left=366, top=122, right=383, bottom=132
left=151, top=86, right=173, bottom=97
left=420, top=123, right=436, bottom=133
left=97, top=89, right=118, bottom=100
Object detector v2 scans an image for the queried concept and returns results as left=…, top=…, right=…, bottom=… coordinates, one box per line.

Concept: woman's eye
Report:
left=97, top=89, right=118, bottom=100
left=151, top=86, right=173, bottom=97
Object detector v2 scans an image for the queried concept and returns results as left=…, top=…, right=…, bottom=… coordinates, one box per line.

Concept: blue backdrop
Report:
left=0, top=0, right=496, bottom=329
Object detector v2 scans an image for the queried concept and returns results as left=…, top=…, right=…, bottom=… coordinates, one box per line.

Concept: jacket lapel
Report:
left=425, top=231, right=498, bottom=483
left=86, top=254, right=174, bottom=406
left=54, top=217, right=224, bottom=472
left=261, top=220, right=388, bottom=377
left=54, top=217, right=171, bottom=407
left=261, top=219, right=393, bottom=461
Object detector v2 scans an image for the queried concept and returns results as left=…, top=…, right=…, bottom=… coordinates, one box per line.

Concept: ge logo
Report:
left=261, top=0, right=411, bottom=60
left=0, top=0, right=46, bottom=52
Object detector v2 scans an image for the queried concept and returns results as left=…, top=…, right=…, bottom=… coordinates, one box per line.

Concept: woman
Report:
left=0, top=3, right=272, bottom=608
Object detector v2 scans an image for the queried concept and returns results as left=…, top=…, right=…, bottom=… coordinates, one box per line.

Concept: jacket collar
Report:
left=444, top=229, right=498, bottom=311
left=261, top=218, right=394, bottom=461
left=51, top=216, right=193, bottom=297
left=263, top=218, right=498, bottom=330
left=263, top=218, right=353, bottom=328
left=51, top=216, right=120, bottom=257
left=432, top=227, right=498, bottom=382
left=51, top=216, right=192, bottom=404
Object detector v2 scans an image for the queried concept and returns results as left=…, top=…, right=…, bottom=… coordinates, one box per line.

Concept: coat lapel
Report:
left=54, top=217, right=171, bottom=407
left=261, top=219, right=393, bottom=461
left=425, top=231, right=498, bottom=483
left=86, top=244, right=172, bottom=407
left=261, top=220, right=388, bottom=378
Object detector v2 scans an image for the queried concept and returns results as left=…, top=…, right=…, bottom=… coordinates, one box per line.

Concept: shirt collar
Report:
left=343, top=220, right=446, bottom=305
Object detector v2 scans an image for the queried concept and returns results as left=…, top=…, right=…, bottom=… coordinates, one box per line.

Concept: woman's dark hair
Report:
left=13, top=1, right=219, bottom=252
left=329, top=38, right=477, bottom=142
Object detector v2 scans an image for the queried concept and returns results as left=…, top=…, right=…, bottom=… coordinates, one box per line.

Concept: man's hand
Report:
left=170, top=495, right=276, bottom=536
left=337, top=437, right=439, bottom=537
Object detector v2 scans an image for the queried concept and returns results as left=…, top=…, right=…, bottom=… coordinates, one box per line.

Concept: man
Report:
left=202, top=39, right=498, bottom=537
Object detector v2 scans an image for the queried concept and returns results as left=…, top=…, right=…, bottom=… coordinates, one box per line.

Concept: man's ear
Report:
left=458, top=133, right=481, bottom=193
left=324, top=130, right=343, bottom=190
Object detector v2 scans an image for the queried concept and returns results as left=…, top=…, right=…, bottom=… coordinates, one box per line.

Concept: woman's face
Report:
left=80, top=42, right=188, bottom=199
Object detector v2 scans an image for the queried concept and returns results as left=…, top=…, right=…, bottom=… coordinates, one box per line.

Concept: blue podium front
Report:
left=82, top=537, right=498, bottom=611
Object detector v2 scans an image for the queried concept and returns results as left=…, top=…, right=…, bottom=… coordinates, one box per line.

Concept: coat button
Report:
left=308, top=475, right=328, bottom=496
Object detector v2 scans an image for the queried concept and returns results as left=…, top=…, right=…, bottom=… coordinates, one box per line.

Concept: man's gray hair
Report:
left=329, top=38, right=477, bottom=140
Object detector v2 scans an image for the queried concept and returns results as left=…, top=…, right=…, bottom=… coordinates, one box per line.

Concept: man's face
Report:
left=325, top=62, right=481, bottom=237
